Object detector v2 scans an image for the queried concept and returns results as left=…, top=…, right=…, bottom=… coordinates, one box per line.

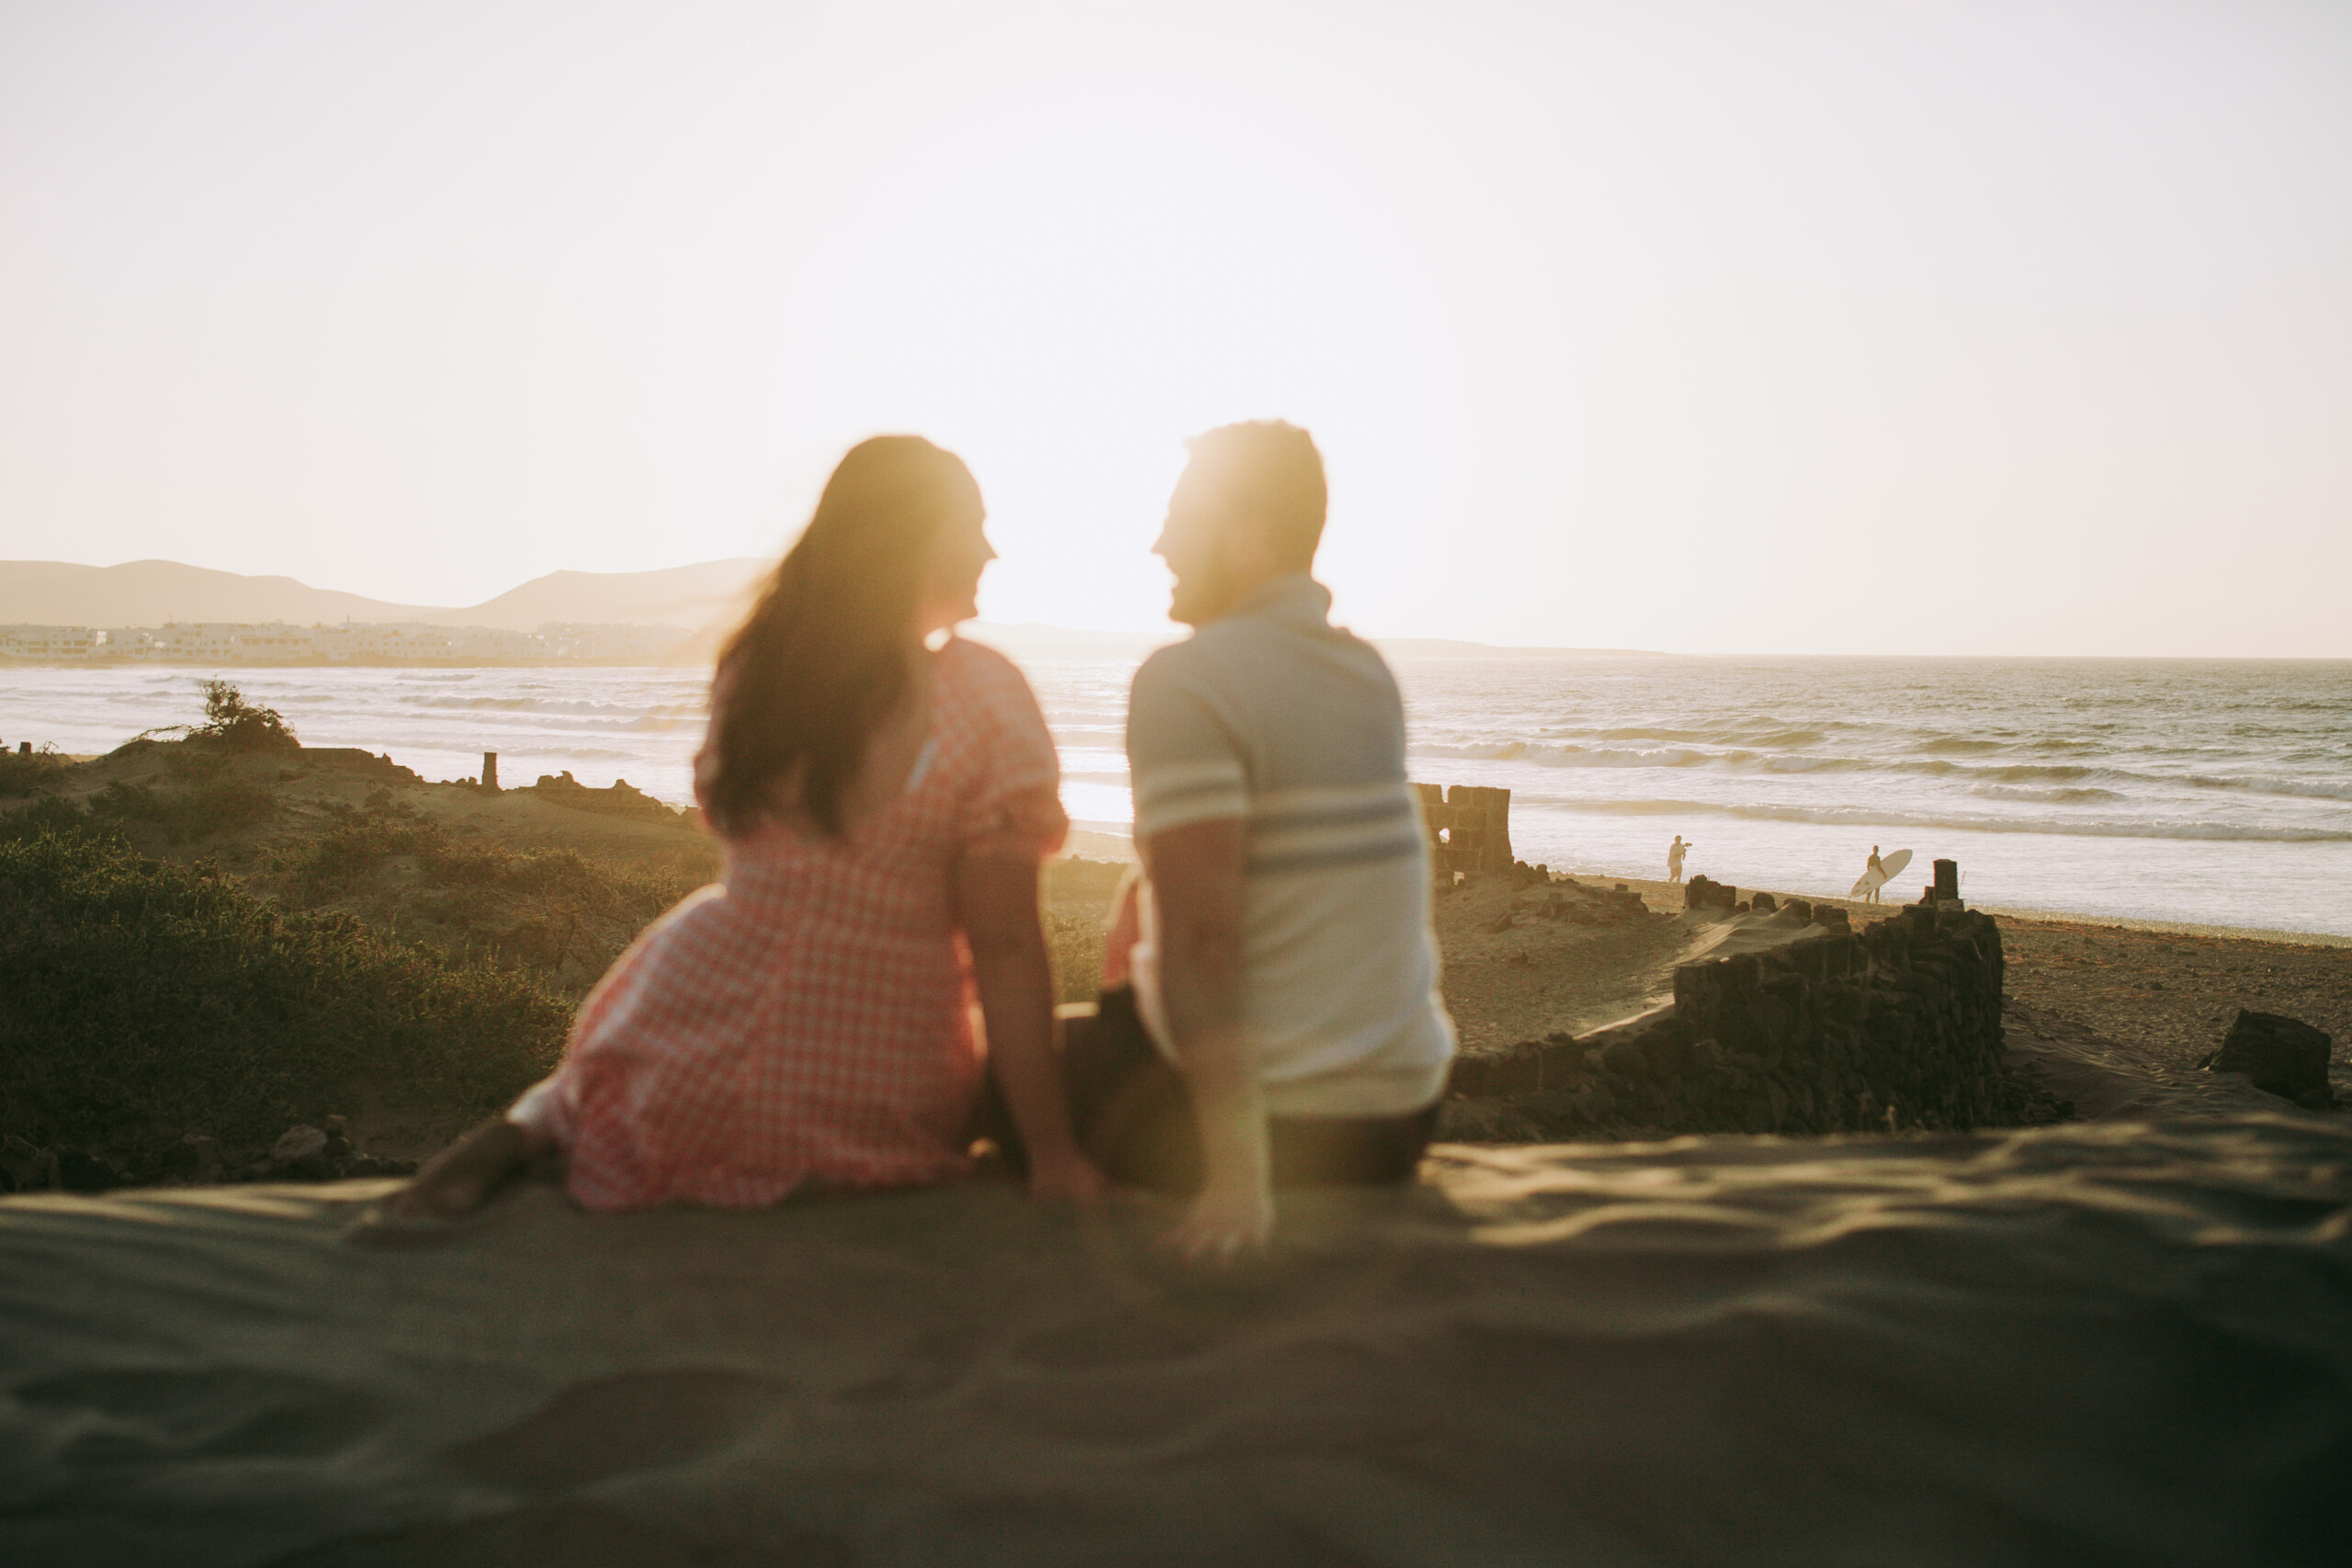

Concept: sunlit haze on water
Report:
left=6, top=653, right=2347, bottom=936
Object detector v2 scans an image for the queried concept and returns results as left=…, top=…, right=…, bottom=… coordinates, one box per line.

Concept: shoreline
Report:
left=1973, top=905, right=2352, bottom=950
left=18, top=768, right=2349, bottom=951
left=1057, top=829, right=2352, bottom=949
left=10, top=661, right=2346, bottom=940
left=1600, top=872, right=2352, bottom=950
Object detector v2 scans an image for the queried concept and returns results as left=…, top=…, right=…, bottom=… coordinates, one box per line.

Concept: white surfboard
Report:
left=1849, top=847, right=1913, bottom=899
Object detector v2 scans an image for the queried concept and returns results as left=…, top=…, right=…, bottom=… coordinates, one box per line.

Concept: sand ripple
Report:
left=2, top=1114, right=2346, bottom=1566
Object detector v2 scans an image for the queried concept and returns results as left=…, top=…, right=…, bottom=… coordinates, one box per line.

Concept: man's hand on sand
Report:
left=1168, top=1179, right=1275, bottom=1266
left=1025, top=1149, right=1109, bottom=1205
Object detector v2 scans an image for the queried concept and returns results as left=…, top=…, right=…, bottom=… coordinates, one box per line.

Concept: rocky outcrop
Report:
left=1448, top=902, right=2067, bottom=1138
left=0, top=1119, right=417, bottom=1195
left=2202, top=1010, right=2336, bottom=1110
left=1521, top=874, right=1651, bottom=926
left=526, top=770, right=695, bottom=828
left=1684, top=874, right=1735, bottom=913
left=293, top=747, right=427, bottom=783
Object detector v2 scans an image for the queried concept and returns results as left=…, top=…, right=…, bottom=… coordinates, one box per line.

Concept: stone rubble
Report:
left=2200, top=1010, right=2337, bottom=1111
left=1448, top=893, right=2071, bottom=1138
left=0, top=1119, right=418, bottom=1195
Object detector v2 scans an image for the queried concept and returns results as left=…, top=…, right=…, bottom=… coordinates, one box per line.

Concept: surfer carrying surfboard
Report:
left=1848, top=845, right=1910, bottom=905
left=1667, top=835, right=1691, bottom=884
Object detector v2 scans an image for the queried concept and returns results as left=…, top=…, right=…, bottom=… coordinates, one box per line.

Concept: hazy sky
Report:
left=2, top=1, right=2346, bottom=654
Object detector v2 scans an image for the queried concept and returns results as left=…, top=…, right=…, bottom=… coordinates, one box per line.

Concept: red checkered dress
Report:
left=515, top=637, right=1066, bottom=1213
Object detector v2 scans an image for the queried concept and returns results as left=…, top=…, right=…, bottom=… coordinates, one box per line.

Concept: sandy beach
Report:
left=8, top=0, right=2348, bottom=1555
left=1478, top=872, right=2352, bottom=1110
left=6, top=744, right=2350, bottom=1563
left=6, top=744, right=2348, bottom=1151
left=4, top=1111, right=2348, bottom=1566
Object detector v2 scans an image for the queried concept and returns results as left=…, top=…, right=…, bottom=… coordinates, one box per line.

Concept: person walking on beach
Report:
left=1862, top=844, right=1885, bottom=904
left=388, top=436, right=1103, bottom=1219
left=1000, top=422, right=1455, bottom=1263
left=1667, top=835, right=1690, bottom=883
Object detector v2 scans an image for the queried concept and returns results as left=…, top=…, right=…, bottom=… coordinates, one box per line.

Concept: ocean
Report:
left=6, top=654, right=2348, bottom=937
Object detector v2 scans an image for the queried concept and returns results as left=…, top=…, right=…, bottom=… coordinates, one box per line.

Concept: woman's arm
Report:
left=386, top=1114, right=554, bottom=1220
left=956, top=836, right=1105, bottom=1203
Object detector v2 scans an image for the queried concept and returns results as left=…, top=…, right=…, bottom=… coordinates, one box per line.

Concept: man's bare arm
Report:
left=1144, top=817, right=1272, bottom=1260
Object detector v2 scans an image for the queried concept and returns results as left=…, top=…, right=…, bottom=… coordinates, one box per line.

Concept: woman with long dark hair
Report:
left=390, top=436, right=1104, bottom=1216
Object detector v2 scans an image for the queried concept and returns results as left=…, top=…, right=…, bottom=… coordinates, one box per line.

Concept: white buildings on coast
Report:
left=0, top=620, right=694, bottom=665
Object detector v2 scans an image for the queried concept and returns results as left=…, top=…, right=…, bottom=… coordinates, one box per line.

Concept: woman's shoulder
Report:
left=935, top=636, right=1058, bottom=796
left=936, top=632, right=1024, bottom=682
left=935, top=635, right=1043, bottom=714
left=936, top=637, right=1065, bottom=848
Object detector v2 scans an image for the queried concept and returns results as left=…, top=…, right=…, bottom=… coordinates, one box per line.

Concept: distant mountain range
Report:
left=0, top=558, right=1654, bottom=660
left=0, top=558, right=771, bottom=637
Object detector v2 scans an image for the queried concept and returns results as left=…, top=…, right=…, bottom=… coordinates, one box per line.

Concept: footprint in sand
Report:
left=446, top=1368, right=789, bottom=1493
left=15, top=1366, right=377, bottom=1467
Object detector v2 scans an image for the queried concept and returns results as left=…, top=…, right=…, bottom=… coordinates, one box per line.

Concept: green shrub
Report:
left=276, top=813, right=693, bottom=919
left=1048, top=912, right=1106, bottom=1004
left=0, top=831, right=571, bottom=1157
left=1043, top=857, right=1126, bottom=1004
left=0, top=745, right=67, bottom=799
left=129, top=679, right=300, bottom=753
left=89, top=775, right=278, bottom=843
left=0, top=795, right=102, bottom=845
left=195, top=678, right=300, bottom=752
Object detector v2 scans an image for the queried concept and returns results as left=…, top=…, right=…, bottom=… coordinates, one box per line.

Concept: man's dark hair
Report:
left=1184, top=420, right=1328, bottom=569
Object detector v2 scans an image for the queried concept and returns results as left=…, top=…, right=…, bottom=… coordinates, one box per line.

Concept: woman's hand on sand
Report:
left=383, top=1118, right=539, bottom=1221
left=1025, top=1148, right=1109, bottom=1205
left=1168, top=1179, right=1274, bottom=1266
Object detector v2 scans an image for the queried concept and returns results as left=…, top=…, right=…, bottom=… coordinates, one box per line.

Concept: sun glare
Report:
left=710, top=81, right=1472, bottom=635
left=2, top=4, right=2346, bottom=651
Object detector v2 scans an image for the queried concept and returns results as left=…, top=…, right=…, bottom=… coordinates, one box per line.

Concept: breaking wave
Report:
left=1537, top=797, right=2352, bottom=842
left=1405, top=743, right=2352, bottom=806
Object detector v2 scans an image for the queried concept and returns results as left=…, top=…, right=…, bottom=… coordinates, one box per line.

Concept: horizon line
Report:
left=6, top=557, right=2348, bottom=661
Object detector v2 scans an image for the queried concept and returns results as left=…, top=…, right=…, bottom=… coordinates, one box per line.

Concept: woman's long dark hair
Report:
left=703, top=435, right=981, bottom=837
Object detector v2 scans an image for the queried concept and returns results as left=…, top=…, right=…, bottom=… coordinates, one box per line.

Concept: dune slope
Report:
left=2, top=1112, right=2346, bottom=1566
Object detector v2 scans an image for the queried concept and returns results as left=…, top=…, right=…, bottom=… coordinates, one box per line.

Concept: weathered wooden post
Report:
left=1933, top=858, right=1959, bottom=901
left=481, top=752, right=500, bottom=794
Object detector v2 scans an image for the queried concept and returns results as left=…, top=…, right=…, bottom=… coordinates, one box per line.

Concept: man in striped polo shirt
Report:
left=1103, top=421, right=1456, bottom=1260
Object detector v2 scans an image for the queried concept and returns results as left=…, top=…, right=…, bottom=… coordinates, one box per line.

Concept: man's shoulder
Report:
left=1133, top=633, right=1203, bottom=681
left=1137, top=613, right=1383, bottom=679
left=1128, top=636, right=1193, bottom=703
left=1131, top=626, right=1250, bottom=701
left=1130, top=611, right=1400, bottom=747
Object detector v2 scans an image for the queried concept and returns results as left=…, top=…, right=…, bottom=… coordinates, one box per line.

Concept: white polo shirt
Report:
left=1125, top=574, right=1455, bottom=1118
